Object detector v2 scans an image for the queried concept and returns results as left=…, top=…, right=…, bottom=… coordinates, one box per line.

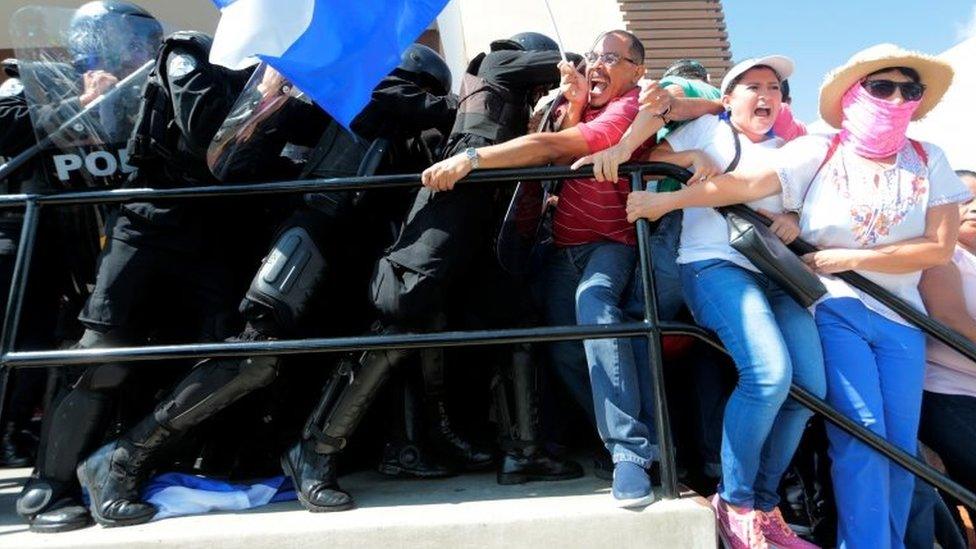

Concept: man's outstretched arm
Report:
left=421, top=125, right=590, bottom=191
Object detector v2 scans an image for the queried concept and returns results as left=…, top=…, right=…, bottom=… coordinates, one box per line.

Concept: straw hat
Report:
left=819, top=43, right=954, bottom=128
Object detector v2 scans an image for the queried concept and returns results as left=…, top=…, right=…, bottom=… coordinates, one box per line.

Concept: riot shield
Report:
left=208, top=62, right=323, bottom=183
left=8, top=4, right=167, bottom=301
left=495, top=94, right=566, bottom=280
left=10, top=5, right=166, bottom=191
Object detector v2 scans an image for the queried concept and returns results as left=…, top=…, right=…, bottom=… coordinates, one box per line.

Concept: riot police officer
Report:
left=71, top=44, right=463, bottom=526
left=286, top=32, right=584, bottom=513
left=16, top=19, right=256, bottom=531
left=2, top=0, right=166, bottom=473
left=0, top=59, right=50, bottom=468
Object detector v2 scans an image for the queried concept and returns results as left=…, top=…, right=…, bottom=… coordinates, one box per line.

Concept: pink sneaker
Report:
left=711, top=494, right=768, bottom=549
left=758, top=507, right=819, bottom=549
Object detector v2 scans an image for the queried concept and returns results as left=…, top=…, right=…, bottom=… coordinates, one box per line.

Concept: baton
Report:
left=542, top=0, right=568, bottom=63
left=0, top=59, right=154, bottom=182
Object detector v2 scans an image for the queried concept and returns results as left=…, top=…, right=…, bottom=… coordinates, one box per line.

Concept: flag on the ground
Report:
left=144, top=473, right=296, bottom=520
left=209, top=0, right=450, bottom=127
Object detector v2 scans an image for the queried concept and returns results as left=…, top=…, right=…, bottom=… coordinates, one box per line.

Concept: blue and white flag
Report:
left=209, top=0, right=450, bottom=127
left=143, top=473, right=296, bottom=520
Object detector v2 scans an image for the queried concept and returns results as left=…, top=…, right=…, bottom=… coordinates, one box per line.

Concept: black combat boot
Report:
left=378, top=377, right=454, bottom=479
left=76, top=417, right=174, bottom=527
left=497, top=445, right=584, bottom=485
left=495, top=344, right=583, bottom=485
left=280, top=439, right=352, bottom=512
left=417, top=348, right=494, bottom=472
left=2, top=421, right=32, bottom=467
left=17, top=477, right=92, bottom=533
left=427, top=397, right=494, bottom=471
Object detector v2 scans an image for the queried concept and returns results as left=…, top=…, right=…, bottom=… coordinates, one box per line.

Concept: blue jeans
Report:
left=815, top=298, right=926, bottom=549
left=623, top=211, right=685, bottom=322
left=680, top=258, right=825, bottom=511
left=543, top=241, right=658, bottom=466
left=625, top=212, right=727, bottom=474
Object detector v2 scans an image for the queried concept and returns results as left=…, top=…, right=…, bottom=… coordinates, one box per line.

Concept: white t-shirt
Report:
left=775, top=135, right=973, bottom=325
left=665, top=114, right=786, bottom=271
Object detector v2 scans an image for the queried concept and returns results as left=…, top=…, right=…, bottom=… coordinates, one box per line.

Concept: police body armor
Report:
left=299, top=118, right=370, bottom=220
left=450, top=53, right=525, bottom=146
left=126, top=31, right=233, bottom=185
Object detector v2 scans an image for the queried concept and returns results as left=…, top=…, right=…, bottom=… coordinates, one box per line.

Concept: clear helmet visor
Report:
left=10, top=5, right=169, bottom=189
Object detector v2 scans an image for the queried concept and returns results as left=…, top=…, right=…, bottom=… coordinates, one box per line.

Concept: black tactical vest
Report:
left=450, top=53, right=524, bottom=145
left=126, top=31, right=234, bottom=185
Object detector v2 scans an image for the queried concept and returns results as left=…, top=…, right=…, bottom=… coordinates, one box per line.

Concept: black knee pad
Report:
left=244, top=226, right=327, bottom=336
left=70, top=329, right=137, bottom=392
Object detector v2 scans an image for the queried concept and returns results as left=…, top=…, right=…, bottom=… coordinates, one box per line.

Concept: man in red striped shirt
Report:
left=422, top=30, right=661, bottom=507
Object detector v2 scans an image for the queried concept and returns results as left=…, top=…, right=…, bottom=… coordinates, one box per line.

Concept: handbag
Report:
left=724, top=209, right=826, bottom=307
left=718, top=117, right=827, bottom=307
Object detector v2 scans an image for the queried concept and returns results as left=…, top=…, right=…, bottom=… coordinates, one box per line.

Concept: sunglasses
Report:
left=861, top=79, right=926, bottom=102
left=582, top=51, right=638, bottom=67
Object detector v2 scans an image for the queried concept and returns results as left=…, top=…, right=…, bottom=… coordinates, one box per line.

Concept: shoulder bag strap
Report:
left=720, top=115, right=742, bottom=173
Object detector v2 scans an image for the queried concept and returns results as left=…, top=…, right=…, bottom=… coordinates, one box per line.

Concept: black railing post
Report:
left=631, top=170, right=679, bottom=499
left=0, top=199, right=41, bottom=426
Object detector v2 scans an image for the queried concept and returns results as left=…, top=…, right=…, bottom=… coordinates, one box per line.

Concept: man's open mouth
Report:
left=588, top=73, right=609, bottom=96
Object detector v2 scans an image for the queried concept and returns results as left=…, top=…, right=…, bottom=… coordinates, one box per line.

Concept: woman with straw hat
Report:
left=625, top=43, right=973, bottom=548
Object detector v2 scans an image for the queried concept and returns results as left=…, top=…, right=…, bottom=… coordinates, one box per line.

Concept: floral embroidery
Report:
left=829, top=146, right=929, bottom=246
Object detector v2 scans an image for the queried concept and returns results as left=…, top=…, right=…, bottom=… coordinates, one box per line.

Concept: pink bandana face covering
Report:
left=838, top=82, right=921, bottom=159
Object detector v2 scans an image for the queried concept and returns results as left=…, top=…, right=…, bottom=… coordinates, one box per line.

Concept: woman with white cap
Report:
left=581, top=55, right=825, bottom=549
left=627, top=44, right=972, bottom=549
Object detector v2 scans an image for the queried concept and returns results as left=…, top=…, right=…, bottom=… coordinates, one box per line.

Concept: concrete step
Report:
left=0, top=466, right=716, bottom=548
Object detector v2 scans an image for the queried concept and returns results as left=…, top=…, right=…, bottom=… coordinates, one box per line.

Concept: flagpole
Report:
left=542, top=0, right=568, bottom=63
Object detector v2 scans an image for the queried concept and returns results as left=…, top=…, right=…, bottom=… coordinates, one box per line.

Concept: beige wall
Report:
left=1, top=0, right=220, bottom=49
left=436, top=0, right=626, bottom=93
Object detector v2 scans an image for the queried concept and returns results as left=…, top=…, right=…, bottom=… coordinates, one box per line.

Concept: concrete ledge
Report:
left=0, top=467, right=716, bottom=548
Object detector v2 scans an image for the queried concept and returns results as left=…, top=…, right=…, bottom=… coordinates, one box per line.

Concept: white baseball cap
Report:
left=720, top=55, right=795, bottom=95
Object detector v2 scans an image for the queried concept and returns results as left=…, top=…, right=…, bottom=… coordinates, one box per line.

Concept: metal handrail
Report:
left=0, top=162, right=971, bottom=511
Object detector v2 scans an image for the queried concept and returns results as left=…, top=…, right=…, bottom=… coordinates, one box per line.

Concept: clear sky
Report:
left=722, top=0, right=976, bottom=122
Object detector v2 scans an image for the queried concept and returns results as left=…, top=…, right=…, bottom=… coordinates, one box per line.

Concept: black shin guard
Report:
left=153, top=355, right=279, bottom=433
left=493, top=343, right=539, bottom=450
left=283, top=345, right=408, bottom=513
left=304, top=347, right=408, bottom=453
left=39, top=388, right=113, bottom=483
left=494, top=344, right=582, bottom=485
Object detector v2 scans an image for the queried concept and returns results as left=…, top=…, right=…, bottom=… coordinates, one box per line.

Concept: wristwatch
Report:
left=464, top=147, right=480, bottom=169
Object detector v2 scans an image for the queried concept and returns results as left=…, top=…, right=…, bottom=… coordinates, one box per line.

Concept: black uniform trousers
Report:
left=371, top=135, right=502, bottom=330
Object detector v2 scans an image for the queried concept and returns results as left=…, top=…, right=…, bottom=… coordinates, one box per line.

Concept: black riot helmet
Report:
left=397, top=43, right=452, bottom=95
left=67, top=1, right=163, bottom=75
left=490, top=32, right=559, bottom=53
